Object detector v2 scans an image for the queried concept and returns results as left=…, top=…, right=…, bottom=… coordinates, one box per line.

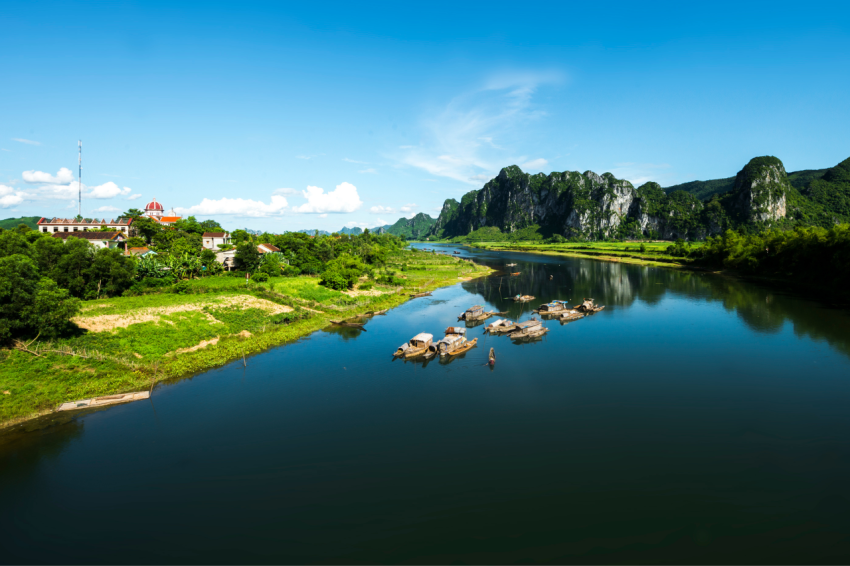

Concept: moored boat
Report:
left=559, top=309, right=586, bottom=323
left=575, top=298, right=606, bottom=314
left=429, top=334, right=478, bottom=357
left=485, top=318, right=516, bottom=334
left=458, top=305, right=493, bottom=322
left=512, top=294, right=535, bottom=303
left=512, top=326, right=549, bottom=341
left=394, top=333, right=433, bottom=358
left=508, top=318, right=543, bottom=338
left=534, top=300, right=570, bottom=315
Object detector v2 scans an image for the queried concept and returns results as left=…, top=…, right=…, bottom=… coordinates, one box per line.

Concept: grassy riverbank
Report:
left=466, top=241, right=700, bottom=268
left=0, top=250, right=492, bottom=428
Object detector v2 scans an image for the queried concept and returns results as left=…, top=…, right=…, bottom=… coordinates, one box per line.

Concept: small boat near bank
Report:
left=508, top=318, right=544, bottom=338
left=394, top=333, right=434, bottom=359
left=534, top=300, right=571, bottom=315
left=330, top=319, right=366, bottom=329
left=512, top=294, right=535, bottom=303
left=57, top=391, right=150, bottom=412
left=428, top=334, right=478, bottom=358
left=410, top=291, right=432, bottom=298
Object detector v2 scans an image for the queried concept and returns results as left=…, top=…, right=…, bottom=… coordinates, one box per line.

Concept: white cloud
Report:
left=370, top=205, right=395, bottom=214
left=23, top=167, right=74, bottom=184
left=1, top=148, right=10, bottom=152
left=520, top=158, right=548, bottom=171
left=359, top=168, right=378, bottom=174
left=395, top=70, right=562, bottom=185
left=176, top=195, right=288, bottom=218
left=273, top=187, right=298, bottom=195
left=12, top=138, right=40, bottom=146
left=292, top=182, right=362, bottom=214
left=94, top=205, right=121, bottom=212
left=400, top=203, right=417, bottom=213
left=127, top=194, right=142, bottom=200
left=344, top=158, right=369, bottom=164
left=319, top=213, right=327, bottom=218
left=88, top=182, right=133, bottom=199
left=0, top=184, right=25, bottom=208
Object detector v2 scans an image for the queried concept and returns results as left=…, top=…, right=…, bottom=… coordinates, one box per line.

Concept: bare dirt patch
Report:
left=74, top=295, right=292, bottom=333
left=177, top=337, right=220, bottom=354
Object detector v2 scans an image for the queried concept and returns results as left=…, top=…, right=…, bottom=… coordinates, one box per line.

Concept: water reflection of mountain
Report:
left=462, top=254, right=850, bottom=359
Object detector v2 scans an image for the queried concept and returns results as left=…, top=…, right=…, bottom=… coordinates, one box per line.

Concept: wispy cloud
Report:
left=273, top=187, right=299, bottom=196
left=23, top=167, right=74, bottom=184
left=1, top=148, right=10, bottom=152
left=370, top=205, right=395, bottom=214
left=12, top=138, right=40, bottom=146
left=520, top=158, right=548, bottom=171
left=395, top=70, right=563, bottom=184
left=359, top=168, right=378, bottom=174
left=344, top=158, right=369, bottom=164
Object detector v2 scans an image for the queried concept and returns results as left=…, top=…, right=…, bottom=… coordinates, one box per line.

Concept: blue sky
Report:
left=1, top=0, right=848, bottom=232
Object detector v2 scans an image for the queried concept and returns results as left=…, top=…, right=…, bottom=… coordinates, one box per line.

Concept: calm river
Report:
left=2, top=244, right=850, bottom=564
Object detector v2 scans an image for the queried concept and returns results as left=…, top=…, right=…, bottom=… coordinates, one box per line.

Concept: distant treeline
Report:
left=689, top=224, right=850, bottom=298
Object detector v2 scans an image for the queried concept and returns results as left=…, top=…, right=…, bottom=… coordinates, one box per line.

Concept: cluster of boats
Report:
left=392, top=298, right=606, bottom=361
left=393, top=327, right=478, bottom=360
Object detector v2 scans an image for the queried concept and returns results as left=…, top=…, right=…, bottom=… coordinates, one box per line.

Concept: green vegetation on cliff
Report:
left=384, top=213, right=436, bottom=239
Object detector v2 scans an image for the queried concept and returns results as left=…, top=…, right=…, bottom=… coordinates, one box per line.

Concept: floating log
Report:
left=57, top=391, right=150, bottom=412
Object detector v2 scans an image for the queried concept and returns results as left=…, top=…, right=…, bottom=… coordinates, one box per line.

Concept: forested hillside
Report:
left=428, top=155, right=849, bottom=241
left=0, top=216, right=41, bottom=230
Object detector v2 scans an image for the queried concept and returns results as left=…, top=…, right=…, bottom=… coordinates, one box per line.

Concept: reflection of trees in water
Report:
left=323, top=325, right=367, bottom=341
left=463, top=255, right=850, bottom=359
left=0, top=414, right=85, bottom=478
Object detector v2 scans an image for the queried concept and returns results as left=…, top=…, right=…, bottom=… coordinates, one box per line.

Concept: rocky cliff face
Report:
left=729, top=157, right=788, bottom=223
left=430, top=157, right=793, bottom=240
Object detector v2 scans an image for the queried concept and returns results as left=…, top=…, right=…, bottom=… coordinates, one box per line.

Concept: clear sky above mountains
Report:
left=2, top=0, right=848, bottom=232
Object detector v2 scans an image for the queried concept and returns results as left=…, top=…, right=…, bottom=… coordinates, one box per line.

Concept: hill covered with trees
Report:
left=427, top=155, right=850, bottom=241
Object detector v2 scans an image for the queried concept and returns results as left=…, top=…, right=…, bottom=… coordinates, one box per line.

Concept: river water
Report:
left=2, top=244, right=850, bottom=564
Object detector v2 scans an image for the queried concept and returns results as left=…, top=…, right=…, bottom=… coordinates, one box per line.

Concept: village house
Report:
left=202, top=232, right=232, bottom=250
left=37, top=216, right=133, bottom=234
left=52, top=231, right=126, bottom=249
left=257, top=243, right=280, bottom=254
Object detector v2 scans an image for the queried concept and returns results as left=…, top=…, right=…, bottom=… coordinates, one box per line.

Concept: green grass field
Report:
left=0, top=250, right=491, bottom=427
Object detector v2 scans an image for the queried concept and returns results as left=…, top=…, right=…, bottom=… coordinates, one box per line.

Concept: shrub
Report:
left=358, top=281, right=373, bottom=291
left=171, top=281, right=190, bottom=294
left=252, top=272, right=269, bottom=283
left=639, top=243, right=647, bottom=253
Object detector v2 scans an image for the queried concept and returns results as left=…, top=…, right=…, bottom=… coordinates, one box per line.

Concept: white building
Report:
left=38, top=216, right=133, bottom=234
left=52, top=231, right=126, bottom=249
left=202, top=232, right=231, bottom=250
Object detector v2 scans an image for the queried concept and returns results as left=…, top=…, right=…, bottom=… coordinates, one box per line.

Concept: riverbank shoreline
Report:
left=1, top=254, right=494, bottom=431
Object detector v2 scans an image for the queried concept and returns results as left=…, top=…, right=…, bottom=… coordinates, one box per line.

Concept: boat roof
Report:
left=514, top=320, right=542, bottom=329
left=466, top=305, right=483, bottom=312
left=445, top=326, right=466, bottom=335
left=411, top=333, right=433, bottom=342
left=440, top=334, right=464, bottom=344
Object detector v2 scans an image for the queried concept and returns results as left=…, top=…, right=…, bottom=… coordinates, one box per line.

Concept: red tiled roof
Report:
left=258, top=243, right=280, bottom=253
left=203, top=232, right=228, bottom=238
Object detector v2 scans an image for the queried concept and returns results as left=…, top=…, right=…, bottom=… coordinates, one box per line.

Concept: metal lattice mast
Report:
left=78, top=140, right=82, bottom=217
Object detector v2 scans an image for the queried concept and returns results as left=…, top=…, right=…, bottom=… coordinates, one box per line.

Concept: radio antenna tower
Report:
left=78, top=140, right=82, bottom=217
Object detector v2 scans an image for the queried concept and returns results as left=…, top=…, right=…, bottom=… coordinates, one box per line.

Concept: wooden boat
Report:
left=429, top=334, right=478, bottom=357
left=511, top=294, right=535, bottom=303
left=57, top=391, right=150, bottom=412
left=574, top=298, right=606, bottom=314
left=485, top=318, right=515, bottom=334
left=512, top=326, right=549, bottom=341
left=373, top=309, right=388, bottom=315
left=445, top=326, right=467, bottom=336
left=506, top=263, right=517, bottom=267
left=488, top=348, right=496, bottom=366
left=410, top=291, right=432, bottom=298
left=510, top=272, right=521, bottom=276
left=394, top=333, right=433, bottom=358
left=559, top=309, right=586, bottom=323
left=458, top=305, right=492, bottom=322
left=453, top=251, right=461, bottom=254
left=534, top=300, right=570, bottom=315
left=508, top=319, right=543, bottom=338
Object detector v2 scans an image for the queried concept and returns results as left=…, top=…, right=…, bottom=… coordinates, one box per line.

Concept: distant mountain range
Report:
left=294, top=213, right=436, bottom=239
left=427, top=156, right=850, bottom=241
left=0, top=216, right=40, bottom=230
